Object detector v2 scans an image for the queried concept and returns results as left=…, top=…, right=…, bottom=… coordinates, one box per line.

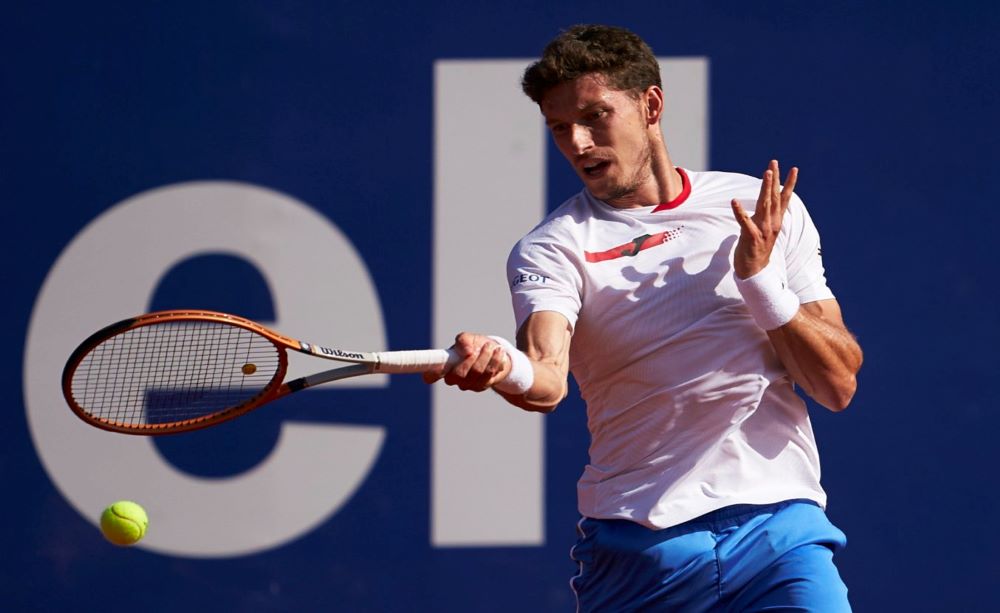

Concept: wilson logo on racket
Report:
left=314, top=346, right=365, bottom=360
left=62, top=310, right=459, bottom=435
left=584, top=226, right=684, bottom=263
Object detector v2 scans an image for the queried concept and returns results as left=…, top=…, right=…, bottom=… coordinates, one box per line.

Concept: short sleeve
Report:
left=506, top=237, right=583, bottom=332
left=781, top=194, right=836, bottom=304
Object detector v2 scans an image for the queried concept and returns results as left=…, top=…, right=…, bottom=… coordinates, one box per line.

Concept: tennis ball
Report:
left=100, top=500, right=148, bottom=546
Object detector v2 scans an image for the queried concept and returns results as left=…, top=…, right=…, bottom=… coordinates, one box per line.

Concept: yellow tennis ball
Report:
left=100, top=500, right=148, bottom=546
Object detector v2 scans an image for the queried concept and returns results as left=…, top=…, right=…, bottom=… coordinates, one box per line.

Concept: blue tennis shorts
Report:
left=570, top=499, right=849, bottom=612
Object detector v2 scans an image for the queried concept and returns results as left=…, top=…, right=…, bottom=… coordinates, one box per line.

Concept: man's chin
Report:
left=586, top=183, right=629, bottom=203
left=581, top=178, right=615, bottom=201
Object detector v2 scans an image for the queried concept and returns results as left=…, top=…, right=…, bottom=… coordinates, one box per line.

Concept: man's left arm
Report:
left=765, top=299, right=862, bottom=411
left=731, top=160, right=863, bottom=412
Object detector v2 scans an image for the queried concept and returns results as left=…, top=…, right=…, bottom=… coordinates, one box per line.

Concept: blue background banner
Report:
left=6, top=2, right=998, bottom=611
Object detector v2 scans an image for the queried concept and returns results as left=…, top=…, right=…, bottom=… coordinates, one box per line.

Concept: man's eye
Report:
left=550, top=124, right=568, bottom=134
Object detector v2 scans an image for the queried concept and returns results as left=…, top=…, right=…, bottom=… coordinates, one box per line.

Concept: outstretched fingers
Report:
left=731, top=198, right=760, bottom=240
left=779, top=165, right=799, bottom=217
left=757, top=160, right=799, bottom=233
left=754, top=165, right=775, bottom=223
left=731, top=160, right=800, bottom=279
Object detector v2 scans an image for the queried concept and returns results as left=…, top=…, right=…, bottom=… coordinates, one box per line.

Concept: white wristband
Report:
left=734, top=260, right=800, bottom=330
left=488, top=336, right=535, bottom=395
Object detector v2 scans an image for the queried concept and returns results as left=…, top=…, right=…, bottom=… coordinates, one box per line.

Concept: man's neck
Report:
left=605, top=140, right=682, bottom=209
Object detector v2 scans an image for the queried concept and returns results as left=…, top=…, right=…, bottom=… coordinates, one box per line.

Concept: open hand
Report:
left=731, top=160, right=798, bottom=279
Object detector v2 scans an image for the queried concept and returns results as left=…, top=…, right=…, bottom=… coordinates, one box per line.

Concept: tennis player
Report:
left=426, top=24, right=862, bottom=612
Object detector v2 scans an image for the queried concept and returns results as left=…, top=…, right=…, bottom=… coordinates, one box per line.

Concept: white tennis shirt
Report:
left=506, top=168, right=835, bottom=530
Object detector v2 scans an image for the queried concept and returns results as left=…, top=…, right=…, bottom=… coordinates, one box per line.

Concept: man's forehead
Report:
left=540, top=74, right=630, bottom=113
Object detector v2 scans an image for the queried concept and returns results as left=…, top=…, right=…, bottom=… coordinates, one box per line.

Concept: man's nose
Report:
left=569, top=124, right=593, bottom=155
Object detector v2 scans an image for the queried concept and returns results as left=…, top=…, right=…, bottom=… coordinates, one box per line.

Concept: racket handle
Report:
left=376, top=348, right=461, bottom=373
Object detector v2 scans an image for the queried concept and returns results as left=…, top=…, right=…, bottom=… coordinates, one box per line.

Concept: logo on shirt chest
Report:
left=584, top=227, right=685, bottom=263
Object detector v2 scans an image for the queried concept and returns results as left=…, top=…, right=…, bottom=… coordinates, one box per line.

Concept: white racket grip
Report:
left=375, top=348, right=461, bottom=373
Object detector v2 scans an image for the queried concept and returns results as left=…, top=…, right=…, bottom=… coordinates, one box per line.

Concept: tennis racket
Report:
left=62, top=309, right=458, bottom=435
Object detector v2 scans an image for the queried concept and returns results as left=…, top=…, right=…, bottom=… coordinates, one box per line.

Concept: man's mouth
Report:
left=582, top=160, right=611, bottom=178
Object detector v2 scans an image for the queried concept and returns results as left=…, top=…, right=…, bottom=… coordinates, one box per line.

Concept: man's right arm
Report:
left=425, top=310, right=573, bottom=414
left=500, top=310, right=572, bottom=412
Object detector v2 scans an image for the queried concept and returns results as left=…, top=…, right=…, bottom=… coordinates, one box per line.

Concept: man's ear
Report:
left=644, top=86, right=665, bottom=125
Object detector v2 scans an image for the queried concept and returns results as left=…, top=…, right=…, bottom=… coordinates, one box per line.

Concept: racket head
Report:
left=62, top=310, right=292, bottom=435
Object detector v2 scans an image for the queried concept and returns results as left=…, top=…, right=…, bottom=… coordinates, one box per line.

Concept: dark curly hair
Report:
left=521, top=24, right=661, bottom=104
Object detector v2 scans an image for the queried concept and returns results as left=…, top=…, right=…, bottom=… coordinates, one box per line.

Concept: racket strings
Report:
left=70, top=321, right=282, bottom=427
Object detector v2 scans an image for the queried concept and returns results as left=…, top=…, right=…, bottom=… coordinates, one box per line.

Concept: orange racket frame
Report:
left=62, top=310, right=454, bottom=435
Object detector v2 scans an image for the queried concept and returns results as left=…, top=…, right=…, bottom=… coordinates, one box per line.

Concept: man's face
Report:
left=540, top=74, right=653, bottom=203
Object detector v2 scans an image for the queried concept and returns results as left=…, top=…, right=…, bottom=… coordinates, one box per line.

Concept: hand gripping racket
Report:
left=62, top=310, right=458, bottom=435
